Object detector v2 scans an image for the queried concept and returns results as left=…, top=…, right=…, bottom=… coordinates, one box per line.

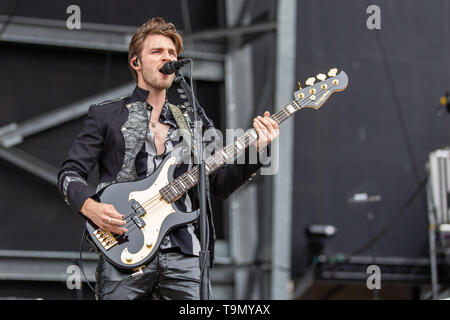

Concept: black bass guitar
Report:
left=85, top=68, right=349, bottom=271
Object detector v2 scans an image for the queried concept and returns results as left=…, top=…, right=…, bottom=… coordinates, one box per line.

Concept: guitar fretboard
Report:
left=159, top=99, right=303, bottom=203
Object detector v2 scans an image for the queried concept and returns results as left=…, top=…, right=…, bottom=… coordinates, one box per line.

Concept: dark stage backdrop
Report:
left=1, top=0, right=450, bottom=280
left=291, top=0, right=450, bottom=276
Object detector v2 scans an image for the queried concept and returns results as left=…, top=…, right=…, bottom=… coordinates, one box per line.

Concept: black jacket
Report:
left=57, top=85, right=264, bottom=266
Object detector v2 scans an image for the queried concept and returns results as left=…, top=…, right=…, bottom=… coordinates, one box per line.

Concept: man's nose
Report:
left=161, top=51, right=173, bottom=61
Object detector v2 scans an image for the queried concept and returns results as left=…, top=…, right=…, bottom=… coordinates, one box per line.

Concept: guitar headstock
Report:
left=294, top=68, right=348, bottom=110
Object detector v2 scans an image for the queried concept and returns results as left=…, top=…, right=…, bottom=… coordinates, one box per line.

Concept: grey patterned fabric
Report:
left=62, top=173, right=87, bottom=205
left=116, top=101, right=149, bottom=183
left=96, top=181, right=115, bottom=193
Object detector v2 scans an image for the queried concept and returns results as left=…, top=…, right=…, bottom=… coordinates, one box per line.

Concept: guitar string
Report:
left=116, top=195, right=175, bottom=239
left=113, top=148, right=249, bottom=237
left=119, top=188, right=186, bottom=237
left=108, top=84, right=337, bottom=251
left=114, top=127, right=277, bottom=238
left=151, top=82, right=333, bottom=209
left=162, top=82, right=335, bottom=201
left=121, top=194, right=161, bottom=225
left=107, top=195, right=166, bottom=241
left=153, top=83, right=334, bottom=205
left=138, top=83, right=333, bottom=215
left=114, top=199, right=167, bottom=239
left=107, top=82, right=336, bottom=241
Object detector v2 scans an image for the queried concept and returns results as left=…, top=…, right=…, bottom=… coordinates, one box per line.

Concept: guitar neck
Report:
left=159, top=100, right=302, bottom=203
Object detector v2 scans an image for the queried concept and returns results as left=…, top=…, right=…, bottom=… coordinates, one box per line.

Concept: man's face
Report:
left=137, top=34, right=177, bottom=91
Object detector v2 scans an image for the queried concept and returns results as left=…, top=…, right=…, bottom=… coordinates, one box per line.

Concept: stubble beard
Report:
left=142, top=67, right=174, bottom=91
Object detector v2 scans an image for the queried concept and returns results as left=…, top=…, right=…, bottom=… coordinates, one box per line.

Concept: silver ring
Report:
left=107, top=217, right=112, bottom=224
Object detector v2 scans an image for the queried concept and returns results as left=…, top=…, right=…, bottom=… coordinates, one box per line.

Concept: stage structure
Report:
left=427, top=147, right=450, bottom=299
left=1, top=0, right=450, bottom=300
left=0, top=0, right=294, bottom=300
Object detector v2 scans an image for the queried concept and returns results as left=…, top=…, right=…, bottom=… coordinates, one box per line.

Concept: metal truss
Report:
left=0, top=0, right=289, bottom=300
left=0, top=241, right=234, bottom=299
left=0, top=83, right=136, bottom=185
left=223, top=0, right=296, bottom=300
left=0, top=13, right=277, bottom=83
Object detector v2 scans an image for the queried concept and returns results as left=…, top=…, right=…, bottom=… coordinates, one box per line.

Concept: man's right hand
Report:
left=80, top=198, right=128, bottom=234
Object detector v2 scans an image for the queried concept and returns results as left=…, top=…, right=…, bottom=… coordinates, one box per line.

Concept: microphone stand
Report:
left=174, top=70, right=210, bottom=300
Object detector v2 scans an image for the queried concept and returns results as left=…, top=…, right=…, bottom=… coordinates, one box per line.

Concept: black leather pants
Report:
left=95, top=249, right=202, bottom=300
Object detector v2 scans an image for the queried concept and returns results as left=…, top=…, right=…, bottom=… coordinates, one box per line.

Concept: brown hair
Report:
left=128, top=17, right=183, bottom=83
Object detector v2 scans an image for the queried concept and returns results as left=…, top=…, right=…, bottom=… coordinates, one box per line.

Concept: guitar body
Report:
left=85, top=155, right=199, bottom=271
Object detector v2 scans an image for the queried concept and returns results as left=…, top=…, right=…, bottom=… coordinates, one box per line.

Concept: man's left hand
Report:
left=253, top=111, right=280, bottom=152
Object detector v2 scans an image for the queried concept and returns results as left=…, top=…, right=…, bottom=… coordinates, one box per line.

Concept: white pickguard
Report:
left=120, top=157, right=176, bottom=265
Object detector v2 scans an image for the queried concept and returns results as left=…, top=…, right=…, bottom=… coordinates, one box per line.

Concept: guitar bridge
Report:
left=93, top=229, right=118, bottom=251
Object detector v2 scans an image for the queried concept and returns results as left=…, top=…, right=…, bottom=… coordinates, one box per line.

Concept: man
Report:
left=57, top=17, right=279, bottom=300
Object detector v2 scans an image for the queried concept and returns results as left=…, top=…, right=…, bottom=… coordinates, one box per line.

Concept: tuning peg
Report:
left=297, top=82, right=302, bottom=90
left=327, top=68, right=338, bottom=77
left=305, top=77, right=316, bottom=86
left=316, top=73, right=326, bottom=81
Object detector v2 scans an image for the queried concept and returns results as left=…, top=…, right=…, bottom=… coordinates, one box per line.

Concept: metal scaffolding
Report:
left=0, top=0, right=297, bottom=300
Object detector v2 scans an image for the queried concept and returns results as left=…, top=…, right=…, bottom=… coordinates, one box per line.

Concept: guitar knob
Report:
left=328, top=68, right=338, bottom=77
left=316, top=73, right=326, bottom=81
left=305, top=77, right=316, bottom=86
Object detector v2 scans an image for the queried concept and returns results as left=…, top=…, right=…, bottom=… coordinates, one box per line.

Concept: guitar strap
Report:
left=168, top=103, right=192, bottom=137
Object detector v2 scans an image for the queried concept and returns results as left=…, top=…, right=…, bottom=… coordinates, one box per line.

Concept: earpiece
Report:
left=132, top=57, right=139, bottom=67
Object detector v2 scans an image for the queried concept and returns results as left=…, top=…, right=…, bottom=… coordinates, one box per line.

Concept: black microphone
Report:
left=160, top=58, right=192, bottom=75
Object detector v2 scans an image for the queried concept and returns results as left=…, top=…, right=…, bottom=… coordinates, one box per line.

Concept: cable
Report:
left=369, top=0, right=422, bottom=184
left=347, top=176, right=428, bottom=257
left=78, top=228, right=132, bottom=297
